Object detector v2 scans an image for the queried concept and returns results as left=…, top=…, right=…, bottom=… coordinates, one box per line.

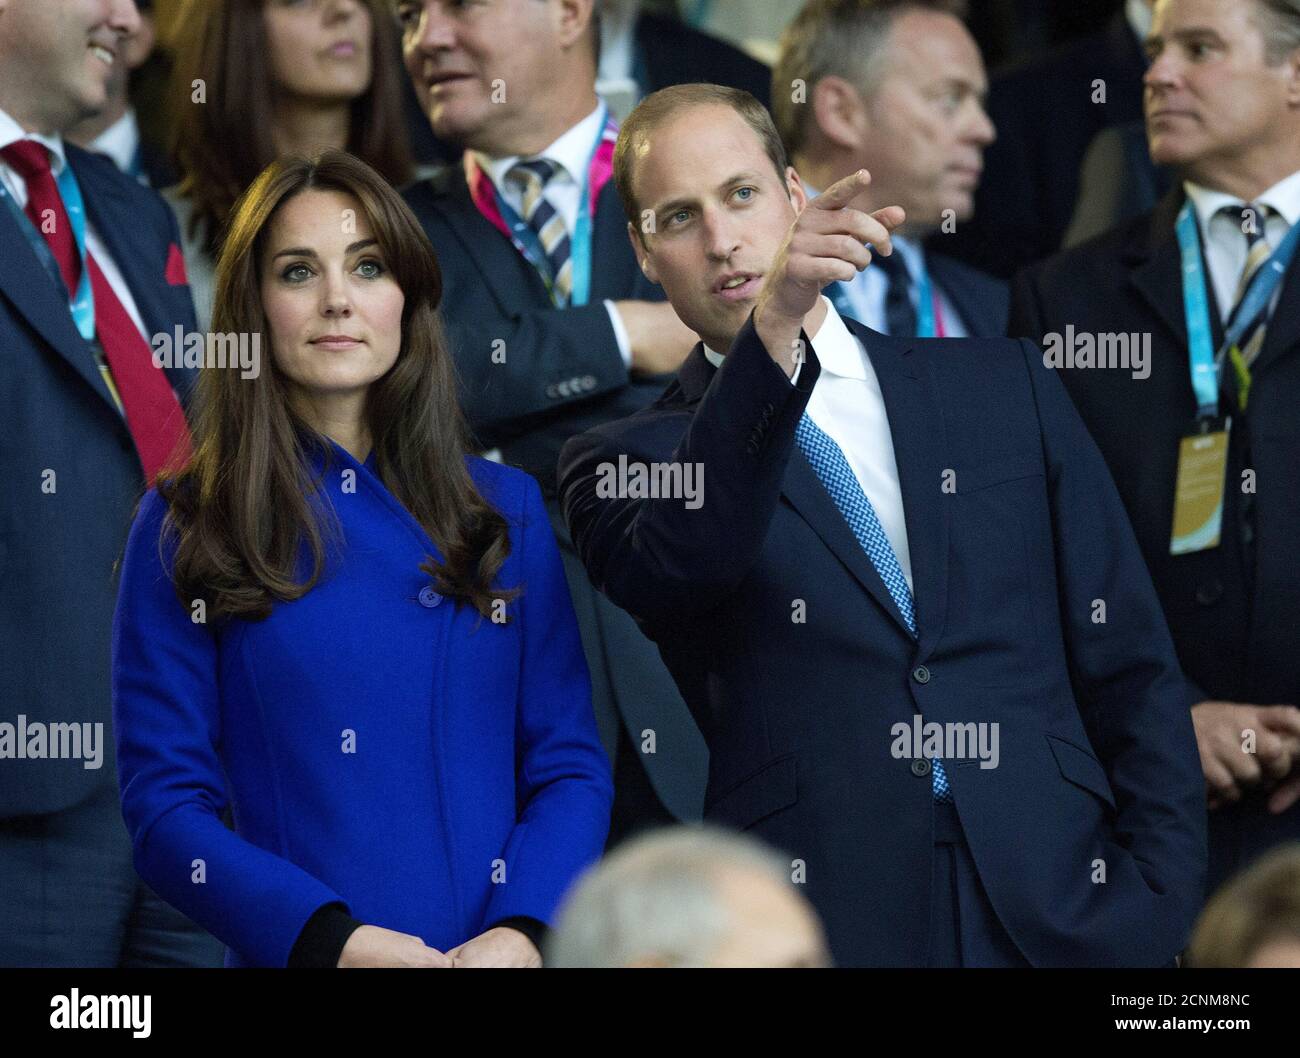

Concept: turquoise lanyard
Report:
left=491, top=105, right=607, bottom=307
left=1175, top=201, right=1300, bottom=418
left=0, top=151, right=95, bottom=340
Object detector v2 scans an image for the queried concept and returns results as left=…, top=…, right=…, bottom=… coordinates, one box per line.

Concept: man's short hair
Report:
left=613, top=83, right=789, bottom=242
left=772, top=0, right=970, bottom=158
left=1253, top=0, right=1300, bottom=64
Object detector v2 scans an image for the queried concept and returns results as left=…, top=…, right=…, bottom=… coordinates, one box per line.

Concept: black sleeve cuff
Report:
left=287, top=902, right=364, bottom=968
left=488, top=915, right=549, bottom=953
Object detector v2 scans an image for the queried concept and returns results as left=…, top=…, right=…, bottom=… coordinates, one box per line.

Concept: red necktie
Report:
left=2, top=139, right=191, bottom=480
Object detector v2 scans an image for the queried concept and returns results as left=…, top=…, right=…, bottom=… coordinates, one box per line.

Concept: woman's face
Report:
left=263, top=0, right=373, bottom=103
left=259, top=188, right=404, bottom=406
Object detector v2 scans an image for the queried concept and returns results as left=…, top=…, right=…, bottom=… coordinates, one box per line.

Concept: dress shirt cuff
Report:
left=604, top=299, right=633, bottom=368
left=287, top=901, right=364, bottom=968
left=488, top=915, right=549, bottom=956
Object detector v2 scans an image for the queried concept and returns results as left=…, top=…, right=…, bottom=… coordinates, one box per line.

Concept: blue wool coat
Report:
left=112, top=440, right=613, bottom=967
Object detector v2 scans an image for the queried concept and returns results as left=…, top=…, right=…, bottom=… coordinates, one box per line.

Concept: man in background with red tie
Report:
left=0, top=0, right=220, bottom=966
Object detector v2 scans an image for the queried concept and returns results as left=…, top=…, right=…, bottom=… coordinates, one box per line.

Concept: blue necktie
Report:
left=795, top=412, right=952, bottom=802
left=873, top=249, right=918, bottom=338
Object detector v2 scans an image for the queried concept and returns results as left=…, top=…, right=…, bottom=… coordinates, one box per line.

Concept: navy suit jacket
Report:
left=1010, top=189, right=1300, bottom=889
left=559, top=312, right=1207, bottom=966
left=929, top=252, right=1009, bottom=337
left=0, top=144, right=196, bottom=818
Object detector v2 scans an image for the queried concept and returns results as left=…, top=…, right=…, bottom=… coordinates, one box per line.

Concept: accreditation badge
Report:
left=1170, top=417, right=1230, bottom=555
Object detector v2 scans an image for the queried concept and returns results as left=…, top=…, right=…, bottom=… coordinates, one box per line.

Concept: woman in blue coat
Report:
left=112, top=150, right=613, bottom=968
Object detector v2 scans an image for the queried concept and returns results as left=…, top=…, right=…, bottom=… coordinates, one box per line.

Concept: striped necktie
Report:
left=795, top=412, right=953, bottom=802
left=1221, top=202, right=1274, bottom=411
left=506, top=158, right=573, bottom=306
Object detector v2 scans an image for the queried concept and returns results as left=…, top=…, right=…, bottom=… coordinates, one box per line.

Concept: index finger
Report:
left=812, top=168, right=873, bottom=211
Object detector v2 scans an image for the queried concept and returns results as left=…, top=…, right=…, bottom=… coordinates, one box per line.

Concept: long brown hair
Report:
left=158, top=150, right=515, bottom=623
left=168, top=0, right=412, bottom=257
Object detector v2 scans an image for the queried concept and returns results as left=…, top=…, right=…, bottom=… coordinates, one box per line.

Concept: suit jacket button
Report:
left=911, top=758, right=932, bottom=777
left=1195, top=580, right=1224, bottom=606
left=912, top=665, right=931, bottom=684
left=418, top=586, right=442, bottom=608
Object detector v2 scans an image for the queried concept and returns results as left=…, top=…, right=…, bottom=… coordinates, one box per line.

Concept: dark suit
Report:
left=403, top=164, right=708, bottom=835
left=633, top=11, right=771, bottom=107
left=1064, top=121, right=1172, bottom=248
left=0, top=144, right=219, bottom=965
left=937, top=11, right=1147, bottom=279
left=559, top=311, right=1206, bottom=967
left=928, top=252, right=1010, bottom=337
left=1010, top=188, right=1300, bottom=894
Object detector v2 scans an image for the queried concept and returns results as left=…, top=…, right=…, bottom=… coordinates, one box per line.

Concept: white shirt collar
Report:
left=475, top=103, right=605, bottom=191
left=702, top=297, right=867, bottom=380
left=90, top=108, right=140, bottom=176
left=1184, top=169, right=1300, bottom=233
left=0, top=105, right=68, bottom=176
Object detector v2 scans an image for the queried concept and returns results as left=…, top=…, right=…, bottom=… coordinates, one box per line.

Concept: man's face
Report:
left=850, top=11, right=993, bottom=228
left=398, top=0, right=576, bottom=150
left=0, top=0, right=139, bottom=131
left=629, top=104, right=804, bottom=351
left=1144, top=0, right=1297, bottom=173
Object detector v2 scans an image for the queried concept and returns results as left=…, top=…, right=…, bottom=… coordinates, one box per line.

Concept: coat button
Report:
left=418, top=586, right=442, bottom=608
left=912, top=665, right=931, bottom=684
left=911, top=758, right=932, bottom=777
left=1194, top=580, right=1224, bottom=606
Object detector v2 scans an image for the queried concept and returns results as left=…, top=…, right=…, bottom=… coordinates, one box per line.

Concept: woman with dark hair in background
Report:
left=112, top=150, right=612, bottom=967
left=165, top=0, right=412, bottom=328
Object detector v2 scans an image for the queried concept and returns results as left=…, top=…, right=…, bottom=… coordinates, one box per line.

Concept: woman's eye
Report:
left=282, top=263, right=313, bottom=282
left=734, top=187, right=755, bottom=202
left=356, top=258, right=386, bottom=279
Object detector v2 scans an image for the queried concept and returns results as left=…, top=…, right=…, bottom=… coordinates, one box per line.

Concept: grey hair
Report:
left=772, top=0, right=970, bottom=158
left=1252, top=0, right=1300, bottom=64
left=545, top=825, right=793, bottom=968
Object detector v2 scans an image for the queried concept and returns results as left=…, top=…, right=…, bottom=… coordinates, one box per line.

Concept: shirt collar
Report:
left=90, top=108, right=140, bottom=176
left=703, top=297, right=867, bottom=380
left=0, top=105, right=68, bottom=176
left=1185, top=169, right=1300, bottom=233
left=475, top=102, right=605, bottom=192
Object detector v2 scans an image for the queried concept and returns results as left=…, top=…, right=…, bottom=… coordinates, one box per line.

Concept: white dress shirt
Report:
left=1183, top=170, right=1300, bottom=324
left=0, top=106, right=149, bottom=340
left=704, top=296, right=914, bottom=590
left=90, top=107, right=146, bottom=185
left=473, top=103, right=633, bottom=366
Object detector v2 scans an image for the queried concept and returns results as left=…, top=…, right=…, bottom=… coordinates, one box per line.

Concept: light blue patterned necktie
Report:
left=795, top=412, right=953, bottom=802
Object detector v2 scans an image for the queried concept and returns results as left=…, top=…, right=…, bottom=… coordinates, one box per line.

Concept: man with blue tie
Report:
left=0, top=0, right=220, bottom=966
left=771, top=0, right=1005, bottom=338
left=559, top=84, right=1207, bottom=966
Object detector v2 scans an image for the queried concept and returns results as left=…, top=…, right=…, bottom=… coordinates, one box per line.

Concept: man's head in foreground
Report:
left=547, top=825, right=831, bottom=967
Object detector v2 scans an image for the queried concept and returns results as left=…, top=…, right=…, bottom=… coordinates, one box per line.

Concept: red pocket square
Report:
left=165, top=242, right=189, bottom=287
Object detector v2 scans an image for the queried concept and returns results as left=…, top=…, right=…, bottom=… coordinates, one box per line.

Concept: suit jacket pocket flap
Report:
left=958, top=457, right=1043, bottom=493
left=705, top=753, right=798, bottom=830
left=1047, top=734, right=1116, bottom=811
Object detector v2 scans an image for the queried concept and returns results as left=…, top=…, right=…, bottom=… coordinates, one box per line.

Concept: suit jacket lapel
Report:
left=1126, top=188, right=1227, bottom=353
left=857, top=321, right=950, bottom=655
left=426, top=166, right=552, bottom=310
left=678, top=336, right=928, bottom=639
left=0, top=188, right=118, bottom=413
left=1249, top=253, right=1300, bottom=378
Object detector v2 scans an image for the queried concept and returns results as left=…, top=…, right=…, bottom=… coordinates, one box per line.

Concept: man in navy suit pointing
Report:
left=559, top=84, right=1207, bottom=967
